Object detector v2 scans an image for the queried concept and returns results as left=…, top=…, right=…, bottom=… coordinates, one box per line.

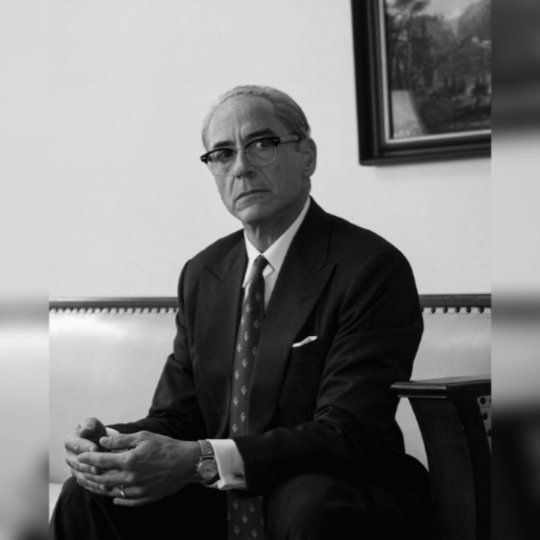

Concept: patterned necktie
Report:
left=227, top=255, right=268, bottom=539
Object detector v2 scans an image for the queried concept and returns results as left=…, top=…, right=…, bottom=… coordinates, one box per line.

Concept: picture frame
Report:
left=351, top=0, right=491, bottom=164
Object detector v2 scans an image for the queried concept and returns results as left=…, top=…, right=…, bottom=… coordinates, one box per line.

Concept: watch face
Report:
left=198, top=458, right=218, bottom=483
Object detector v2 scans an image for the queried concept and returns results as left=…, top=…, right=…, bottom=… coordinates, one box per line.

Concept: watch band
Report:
left=195, top=439, right=219, bottom=485
left=198, top=439, right=215, bottom=459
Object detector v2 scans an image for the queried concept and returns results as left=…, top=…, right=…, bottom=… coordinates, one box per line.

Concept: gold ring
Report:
left=119, top=485, right=126, bottom=498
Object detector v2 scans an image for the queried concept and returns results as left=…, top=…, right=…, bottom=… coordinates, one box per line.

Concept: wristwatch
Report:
left=195, top=440, right=220, bottom=485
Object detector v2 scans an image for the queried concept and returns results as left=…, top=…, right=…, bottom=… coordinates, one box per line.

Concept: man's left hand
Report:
left=77, top=431, right=200, bottom=507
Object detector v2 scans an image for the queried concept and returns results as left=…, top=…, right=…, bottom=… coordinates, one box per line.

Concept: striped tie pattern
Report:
left=227, top=255, right=268, bottom=539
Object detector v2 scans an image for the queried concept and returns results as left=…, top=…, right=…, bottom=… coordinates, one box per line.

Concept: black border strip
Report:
left=49, top=294, right=491, bottom=312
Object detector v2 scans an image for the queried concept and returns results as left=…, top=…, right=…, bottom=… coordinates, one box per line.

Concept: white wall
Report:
left=51, top=0, right=490, bottom=297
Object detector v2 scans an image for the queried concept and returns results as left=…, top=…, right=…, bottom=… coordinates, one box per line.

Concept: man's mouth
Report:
left=235, top=190, right=268, bottom=202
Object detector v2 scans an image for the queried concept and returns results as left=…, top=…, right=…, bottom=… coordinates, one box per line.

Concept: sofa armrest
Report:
left=392, top=375, right=491, bottom=399
left=392, top=376, right=491, bottom=540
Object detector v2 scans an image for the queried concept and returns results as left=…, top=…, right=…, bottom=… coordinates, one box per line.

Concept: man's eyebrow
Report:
left=209, top=128, right=277, bottom=150
left=209, top=139, right=234, bottom=150
left=245, top=128, right=277, bottom=140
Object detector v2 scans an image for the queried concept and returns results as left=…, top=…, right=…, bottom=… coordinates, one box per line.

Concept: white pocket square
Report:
left=292, top=336, right=318, bottom=348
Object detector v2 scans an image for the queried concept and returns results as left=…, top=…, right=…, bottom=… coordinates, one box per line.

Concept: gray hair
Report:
left=202, top=85, right=311, bottom=148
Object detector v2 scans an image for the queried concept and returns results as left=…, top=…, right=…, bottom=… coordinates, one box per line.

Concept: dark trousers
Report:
left=50, top=472, right=430, bottom=540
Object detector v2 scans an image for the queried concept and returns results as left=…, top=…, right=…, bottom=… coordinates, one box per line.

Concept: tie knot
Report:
left=250, top=255, right=268, bottom=281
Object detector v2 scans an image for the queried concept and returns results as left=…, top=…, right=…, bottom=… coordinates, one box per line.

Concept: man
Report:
left=51, top=86, right=430, bottom=540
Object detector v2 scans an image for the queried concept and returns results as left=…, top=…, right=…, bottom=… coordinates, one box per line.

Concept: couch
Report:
left=49, top=294, right=490, bottom=537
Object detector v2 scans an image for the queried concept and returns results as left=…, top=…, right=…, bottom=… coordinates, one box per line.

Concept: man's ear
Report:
left=301, top=138, right=317, bottom=178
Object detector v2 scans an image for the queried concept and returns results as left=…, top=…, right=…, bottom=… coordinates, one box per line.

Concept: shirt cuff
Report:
left=207, top=439, right=246, bottom=490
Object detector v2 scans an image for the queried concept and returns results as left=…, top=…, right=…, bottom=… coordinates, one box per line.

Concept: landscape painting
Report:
left=383, top=0, right=491, bottom=141
left=352, top=0, right=492, bottom=163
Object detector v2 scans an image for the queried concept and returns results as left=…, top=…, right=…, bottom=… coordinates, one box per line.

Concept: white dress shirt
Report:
left=208, top=197, right=311, bottom=490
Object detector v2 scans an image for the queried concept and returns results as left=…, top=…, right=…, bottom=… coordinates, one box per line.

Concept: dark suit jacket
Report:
left=113, top=199, right=425, bottom=493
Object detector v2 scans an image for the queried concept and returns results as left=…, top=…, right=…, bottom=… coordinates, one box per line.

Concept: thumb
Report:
left=99, top=433, right=139, bottom=451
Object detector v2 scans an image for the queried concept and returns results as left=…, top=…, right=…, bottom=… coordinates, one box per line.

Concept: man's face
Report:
left=205, top=96, right=314, bottom=228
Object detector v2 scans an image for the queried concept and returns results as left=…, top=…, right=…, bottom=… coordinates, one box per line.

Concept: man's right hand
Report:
left=65, top=417, right=109, bottom=494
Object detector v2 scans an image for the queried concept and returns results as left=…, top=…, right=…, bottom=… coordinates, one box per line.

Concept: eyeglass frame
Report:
left=199, top=134, right=302, bottom=173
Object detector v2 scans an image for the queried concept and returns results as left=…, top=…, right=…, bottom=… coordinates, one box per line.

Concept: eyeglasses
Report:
left=200, top=135, right=301, bottom=175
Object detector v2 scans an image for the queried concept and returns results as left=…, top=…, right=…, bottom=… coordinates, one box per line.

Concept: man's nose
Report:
left=231, top=149, right=254, bottom=178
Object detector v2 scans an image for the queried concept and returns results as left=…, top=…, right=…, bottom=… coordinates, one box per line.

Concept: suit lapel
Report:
left=248, top=201, right=335, bottom=432
left=196, top=237, right=246, bottom=435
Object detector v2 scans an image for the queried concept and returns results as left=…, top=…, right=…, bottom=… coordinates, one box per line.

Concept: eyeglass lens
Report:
left=208, top=139, right=277, bottom=173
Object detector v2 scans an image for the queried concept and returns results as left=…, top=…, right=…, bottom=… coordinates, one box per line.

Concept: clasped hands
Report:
left=65, top=417, right=200, bottom=507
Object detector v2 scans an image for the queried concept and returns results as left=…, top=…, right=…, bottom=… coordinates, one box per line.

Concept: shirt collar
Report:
left=243, top=197, right=311, bottom=286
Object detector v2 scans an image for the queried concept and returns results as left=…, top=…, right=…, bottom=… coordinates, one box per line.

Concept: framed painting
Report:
left=352, top=0, right=491, bottom=164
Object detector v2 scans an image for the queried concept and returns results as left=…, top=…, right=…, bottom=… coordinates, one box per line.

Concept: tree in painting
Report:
left=384, top=0, right=491, bottom=138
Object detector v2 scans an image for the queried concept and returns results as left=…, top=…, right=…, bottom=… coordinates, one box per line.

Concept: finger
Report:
left=73, top=473, right=110, bottom=496
left=113, top=496, right=155, bottom=507
left=78, top=450, right=131, bottom=471
left=72, top=469, right=108, bottom=487
left=65, top=435, right=98, bottom=454
left=108, top=484, right=145, bottom=499
left=65, top=455, right=99, bottom=475
left=83, top=469, right=126, bottom=487
left=99, top=433, right=141, bottom=452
